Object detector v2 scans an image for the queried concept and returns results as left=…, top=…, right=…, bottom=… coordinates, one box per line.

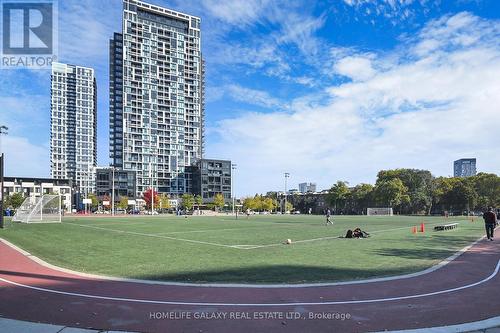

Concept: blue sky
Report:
left=1, top=0, right=499, bottom=196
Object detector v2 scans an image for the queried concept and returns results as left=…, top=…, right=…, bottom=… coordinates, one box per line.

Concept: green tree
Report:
left=159, top=194, right=171, bottom=211
left=118, top=196, right=129, bottom=210
left=242, top=197, right=255, bottom=211
left=262, top=197, right=276, bottom=212
left=285, top=201, right=293, bottom=212
left=432, top=177, right=478, bottom=214
left=373, top=178, right=410, bottom=212
left=213, top=193, right=225, bottom=211
left=194, top=195, right=203, bottom=208
left=350, top=183, right=374, bottom=214
left=377, top=169, right=433, bottom=214
left=88, top=194, right=98, bottom=210
left=327, top=181, right=350, bottom=211
left=253, top=194, right=264, bottom=212
left=472, top=173, right=500, bottom=210
left=8, top=193, right=25, bottom=209
left=181, top=193, right=194, bottom=211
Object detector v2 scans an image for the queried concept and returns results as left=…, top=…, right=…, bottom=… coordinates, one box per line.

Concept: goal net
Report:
left=13, top=194, right=62, bottom=223
left=367, top=207, right=393, bottom=216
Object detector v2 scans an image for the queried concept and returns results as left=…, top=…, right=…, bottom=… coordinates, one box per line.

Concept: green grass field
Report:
left=0, top=214, right=485, bottom=284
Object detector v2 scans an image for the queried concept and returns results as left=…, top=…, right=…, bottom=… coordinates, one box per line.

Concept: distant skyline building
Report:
left=50, top=62, right=97, bottom=196
left=454, top=158, right=477, bottom=177
left=110, top=0, right=204, bottom=197
left=299, top=182, right=317, bottom=193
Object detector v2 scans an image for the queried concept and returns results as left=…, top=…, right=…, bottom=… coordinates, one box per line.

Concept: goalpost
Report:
left=12, top=194, right=62, bottom=223
left=367, top=207, right=393, bottom=216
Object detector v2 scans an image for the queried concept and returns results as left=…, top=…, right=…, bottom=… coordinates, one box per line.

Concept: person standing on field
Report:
left=325, top=209, right=333, bottom=226
left=483, top=207, right=497, bottom=241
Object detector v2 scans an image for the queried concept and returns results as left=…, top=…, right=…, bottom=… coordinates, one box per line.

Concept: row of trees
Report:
left=178, top=193, right=226, bottom=211
left=142, top=191, right=227, bottom=212
left=241, top=194, right=293, bottom=212
left=325, top=169, right=500, bottom=215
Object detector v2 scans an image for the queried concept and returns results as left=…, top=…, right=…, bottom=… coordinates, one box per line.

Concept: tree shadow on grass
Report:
left=374, top=234, right=488, bottom=261
left=1, top=265, right=415, bottom=285
left=373, top=248, right=455, bottom=261
left=131, top=265, right=420, bottom=284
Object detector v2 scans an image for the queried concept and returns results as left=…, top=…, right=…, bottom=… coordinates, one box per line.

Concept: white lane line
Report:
left=63, top=223, right=238, bottom=249
left=0, top=260, right=498, bottom=307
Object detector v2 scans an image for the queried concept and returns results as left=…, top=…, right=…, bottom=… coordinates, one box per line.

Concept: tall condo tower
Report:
left=110, top=0, right=204, bottom=196
left=51, top=62, right=97, bottom=196
left=453, top=158, right=477, bottom=177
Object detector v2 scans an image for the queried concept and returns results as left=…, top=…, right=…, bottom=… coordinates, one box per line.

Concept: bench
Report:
left=434, top=223, right=459, bottom=231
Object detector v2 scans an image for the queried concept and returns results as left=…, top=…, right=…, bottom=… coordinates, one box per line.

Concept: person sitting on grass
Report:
left=345, top=228, right=370, bottom=238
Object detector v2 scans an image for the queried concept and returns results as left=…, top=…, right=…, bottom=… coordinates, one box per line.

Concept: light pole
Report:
left=150, top=161, right=154, bottom=216
left=110, top=166, right=117, bottom=216
left=0, top=125, right=8, bottom=154
left=0, top=126, right=6, bottom=229
left=284, top=172, right=290, bottom=214
left=231, top=163, right=237, bottom=216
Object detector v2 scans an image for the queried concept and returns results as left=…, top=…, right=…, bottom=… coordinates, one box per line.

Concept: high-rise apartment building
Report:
left=110, top=0, right=204, bottom=196
left=50, top=62, right=97, bottom=196
left=454, top=158, right=477, bottom=177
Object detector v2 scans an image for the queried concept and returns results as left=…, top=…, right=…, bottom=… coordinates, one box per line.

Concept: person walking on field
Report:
left=483, top=207, right=497, bottom=241
left=325, top=209, right=333, bottom=226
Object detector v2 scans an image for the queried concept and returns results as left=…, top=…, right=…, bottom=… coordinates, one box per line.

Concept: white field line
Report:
left=155, top=226, right=266, bottom=235
left=241, top=220, right=466, bottom=250
left=65, top=222, right=148, bottom=227
left=0, top=259, right=498, bottom=306
left=63, top=220, right=468, bottom=251
left=0, top=226, right=493, bottom=288
left=231, top=244, right=262, bottom=249
left=63, top=223, right=239, bottom=249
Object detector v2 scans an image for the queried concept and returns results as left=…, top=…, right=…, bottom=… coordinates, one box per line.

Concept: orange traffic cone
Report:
left=420, top=223, right=425, bottom=233
left=412, top=226, right=417, bottom=234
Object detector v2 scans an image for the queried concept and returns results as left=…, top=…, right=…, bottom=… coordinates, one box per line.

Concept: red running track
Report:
left=0, top=236, right=499, bottom=332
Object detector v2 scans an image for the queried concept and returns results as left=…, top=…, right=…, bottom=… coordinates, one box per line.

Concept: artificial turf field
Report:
left=0, top=214, right=486, bottom=284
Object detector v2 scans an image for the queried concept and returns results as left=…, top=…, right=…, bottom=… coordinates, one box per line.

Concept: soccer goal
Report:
left=12, top=194, right=62, bottom=223
left=367, top=207, right=393, bottom=216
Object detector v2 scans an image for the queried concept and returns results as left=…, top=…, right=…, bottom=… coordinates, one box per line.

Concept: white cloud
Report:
left=225, top=84, right=287, bottom=110
left=199, top=0, right=270, bottom=26
left=334, top=55, right=376, bottom=81
left=340, top=0, right=436, bottom=25
left=207, top=12, right=500, bottom=196
left=192, top=0, right=326, bottom=85
left=1, top=136, right=49, bottom=177
left=274, top=12, right=326, bottom=56
left=58, top=1, right=121, bottom=66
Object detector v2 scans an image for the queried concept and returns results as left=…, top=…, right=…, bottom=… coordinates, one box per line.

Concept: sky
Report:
left=0, top=0, right=499, bottom=196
